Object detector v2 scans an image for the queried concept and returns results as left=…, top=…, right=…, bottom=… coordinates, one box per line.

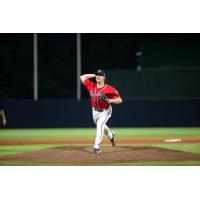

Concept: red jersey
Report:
left=83, top=79, right=120, bottom=110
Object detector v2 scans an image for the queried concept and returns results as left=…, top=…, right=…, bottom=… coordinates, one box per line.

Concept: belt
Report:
left=93, top=107, right=110, bottom=112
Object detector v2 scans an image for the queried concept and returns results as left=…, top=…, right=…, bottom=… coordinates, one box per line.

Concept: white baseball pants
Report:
left=92, top=108, right=113, bottom=149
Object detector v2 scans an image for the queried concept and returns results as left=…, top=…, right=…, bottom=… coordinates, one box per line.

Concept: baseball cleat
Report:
left=110, top=131, right=116, bottom=147
left=93, top=148, right=102, bottom=154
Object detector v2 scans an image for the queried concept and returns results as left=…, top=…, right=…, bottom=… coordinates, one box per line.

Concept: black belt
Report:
left=93, top=107, right=110, bottom=112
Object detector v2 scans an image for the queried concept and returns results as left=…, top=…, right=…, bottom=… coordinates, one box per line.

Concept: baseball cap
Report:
left=95, top=69, right=105, bottom=76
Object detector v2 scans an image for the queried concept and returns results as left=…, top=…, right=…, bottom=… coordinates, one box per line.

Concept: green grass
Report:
left=116, top=127, right=200, bottom=137
left=0, top=128, right=199, bottom=166
left=152, top=144, right=200, bottom=154
left=0, top=127, right=200, bottom=139
left=104, top=161, right=200, bottom=166
left=1, top=161, right=200, bottom=166
left=0, top=128, right=95, bottom=138
left=0, top=144, right=63, bottom=156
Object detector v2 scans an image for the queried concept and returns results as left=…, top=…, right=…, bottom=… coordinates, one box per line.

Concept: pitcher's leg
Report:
left=92, top=109, right=99, bottom=125
left=104, top=124, right=113, bottom=140
left=94, top=113, right=111, bottom=149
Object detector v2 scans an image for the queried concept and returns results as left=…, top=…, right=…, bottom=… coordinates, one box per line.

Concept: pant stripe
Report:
left=98, top=113, right=110, bottom=146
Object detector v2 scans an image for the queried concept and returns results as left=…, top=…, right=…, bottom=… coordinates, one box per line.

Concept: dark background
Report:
left=1, top=33, right=200, bottom=100
left=1, top=33, right=200, bottom=127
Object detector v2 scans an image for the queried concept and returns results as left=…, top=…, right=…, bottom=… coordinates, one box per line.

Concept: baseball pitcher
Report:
left=80, top=69, right=122, bottom=154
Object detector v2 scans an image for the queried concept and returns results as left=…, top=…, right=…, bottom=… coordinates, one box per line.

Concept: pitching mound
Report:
left=0, top=146, right=200, bottom=165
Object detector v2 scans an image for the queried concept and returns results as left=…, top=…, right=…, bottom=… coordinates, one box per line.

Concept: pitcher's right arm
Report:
left=80, top=74, right=96, bottom=83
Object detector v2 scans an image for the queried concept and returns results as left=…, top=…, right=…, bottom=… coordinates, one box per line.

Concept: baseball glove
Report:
left=99, top=93, right=109, bottom=104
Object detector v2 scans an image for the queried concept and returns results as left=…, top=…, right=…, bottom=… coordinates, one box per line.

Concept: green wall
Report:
left=141, top=43, right=200, bottom=69
left=107, top=70, right=200, bottom=98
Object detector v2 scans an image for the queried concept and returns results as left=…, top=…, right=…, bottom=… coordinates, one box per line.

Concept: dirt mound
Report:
left=0, top=146, right=200, bottom=165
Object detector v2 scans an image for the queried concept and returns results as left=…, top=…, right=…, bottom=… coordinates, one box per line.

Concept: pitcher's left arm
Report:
left=108, top=97, right=122, bottom=104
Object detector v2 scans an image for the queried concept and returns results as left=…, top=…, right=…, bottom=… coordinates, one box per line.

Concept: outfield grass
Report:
left=0, top=127, right=200, bottom=139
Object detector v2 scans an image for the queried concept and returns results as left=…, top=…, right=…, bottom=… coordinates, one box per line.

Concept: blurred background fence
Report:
left=1, top=33, right=200, bottom=127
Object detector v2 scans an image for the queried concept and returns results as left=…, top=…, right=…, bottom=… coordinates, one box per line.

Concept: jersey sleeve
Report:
left=107, top=86, right=121, bottom=99
left=82, top=79, right=93, bottom=91
left=112, top=88, right=120, bottom=98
